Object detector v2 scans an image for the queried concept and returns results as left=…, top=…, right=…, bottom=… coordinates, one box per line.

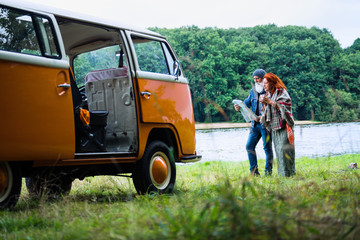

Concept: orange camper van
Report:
left=0, top=0, right=201, bottom=209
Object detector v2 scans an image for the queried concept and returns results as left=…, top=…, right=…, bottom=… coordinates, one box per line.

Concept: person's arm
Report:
left=243, top=91, right=252, bottom=108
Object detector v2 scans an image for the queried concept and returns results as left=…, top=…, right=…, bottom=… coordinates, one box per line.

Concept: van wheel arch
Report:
left=146, top=128, right=179, bottom=161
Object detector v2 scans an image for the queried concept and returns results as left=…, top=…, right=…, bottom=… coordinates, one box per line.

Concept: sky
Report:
left=21, top=0, right=360, bottom=48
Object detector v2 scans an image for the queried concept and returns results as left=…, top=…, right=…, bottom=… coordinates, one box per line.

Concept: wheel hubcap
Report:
left=152, top=156, right=168, bottom=185
left=150, top=152, right=171, bottom=189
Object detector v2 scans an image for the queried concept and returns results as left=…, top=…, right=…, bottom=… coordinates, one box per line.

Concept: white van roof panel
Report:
left=2, top=0, right=163, bottom=38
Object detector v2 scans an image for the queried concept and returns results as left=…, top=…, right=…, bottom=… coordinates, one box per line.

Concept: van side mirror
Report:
left=173, top=60, right=180, bottom=79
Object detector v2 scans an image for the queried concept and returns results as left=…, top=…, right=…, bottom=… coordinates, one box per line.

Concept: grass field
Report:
left=1, top=154, right=359, bottom=239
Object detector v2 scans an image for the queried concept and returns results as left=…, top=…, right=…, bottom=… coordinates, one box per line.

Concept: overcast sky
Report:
left=23, top=0, right=360, bottom=48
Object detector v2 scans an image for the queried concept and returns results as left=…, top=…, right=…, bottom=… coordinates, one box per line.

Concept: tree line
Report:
left=151, top=25, right=360, bottom=123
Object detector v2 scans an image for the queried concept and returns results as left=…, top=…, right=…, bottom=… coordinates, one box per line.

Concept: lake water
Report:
left=196, top=122, right=360, bottom=162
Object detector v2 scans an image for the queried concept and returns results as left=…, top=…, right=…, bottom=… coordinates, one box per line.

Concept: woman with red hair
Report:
left=260, top=73, right=295, bottom=177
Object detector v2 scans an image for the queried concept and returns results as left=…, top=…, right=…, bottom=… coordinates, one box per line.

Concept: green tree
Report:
left=150, top=25, right=359, bottom=123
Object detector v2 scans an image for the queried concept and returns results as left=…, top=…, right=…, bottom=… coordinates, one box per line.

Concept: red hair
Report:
left=264, top=73, right=287, bottom=94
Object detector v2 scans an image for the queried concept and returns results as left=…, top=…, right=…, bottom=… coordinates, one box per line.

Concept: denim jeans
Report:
left=246, top=123, right=273, bottom=175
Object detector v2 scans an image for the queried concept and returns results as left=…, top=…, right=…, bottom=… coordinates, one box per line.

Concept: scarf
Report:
left=261, top=88, right=294, bottom=132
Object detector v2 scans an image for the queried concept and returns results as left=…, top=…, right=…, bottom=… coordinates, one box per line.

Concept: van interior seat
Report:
left=85, top=67, right=128, bottom=83
left=84, top=66, right=136, bottom=152
left=70, top=73, right=109, bottom=152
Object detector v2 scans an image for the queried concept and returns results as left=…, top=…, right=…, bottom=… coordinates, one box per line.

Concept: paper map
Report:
left=232, top=99, right=258, bottom=122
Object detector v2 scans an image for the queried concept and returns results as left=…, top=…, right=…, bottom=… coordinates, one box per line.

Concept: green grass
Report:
left=1, top=154, right=359, bottom=239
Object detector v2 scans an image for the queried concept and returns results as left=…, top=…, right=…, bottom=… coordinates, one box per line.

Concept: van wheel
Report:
left=132, top=141, right=176, bottom=194
left=26, top=174, right=72, bottom=198
left=0, top=162, right=22, bottom=209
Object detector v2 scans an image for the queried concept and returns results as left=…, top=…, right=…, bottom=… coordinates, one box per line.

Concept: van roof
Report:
left=2, top=0, right=164, bottom=38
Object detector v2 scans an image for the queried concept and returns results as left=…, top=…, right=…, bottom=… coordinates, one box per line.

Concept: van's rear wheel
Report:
left=26, top=173, right=72, bottom=198
left=0, top=162, right=22, bottom=209
left=132, top=141, right=176, bottom=194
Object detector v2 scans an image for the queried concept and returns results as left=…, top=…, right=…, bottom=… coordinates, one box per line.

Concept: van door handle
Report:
left=140, top=91, right=151, bottom=99
left=57, top=83, right=71, bottom=96
left=57, top=83, right=71, bottom=88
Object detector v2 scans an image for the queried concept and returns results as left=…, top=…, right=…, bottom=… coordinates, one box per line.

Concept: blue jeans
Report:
left=246, top=123, right=273, bottom=175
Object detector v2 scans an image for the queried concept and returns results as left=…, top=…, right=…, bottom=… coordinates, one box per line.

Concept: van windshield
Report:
left=73, top=45, right=124, bottom=87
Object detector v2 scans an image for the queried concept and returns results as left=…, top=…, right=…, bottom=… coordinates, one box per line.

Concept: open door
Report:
left=0, top=6, right=75, bottom=161
left=129, top=34, right=196, bottom=155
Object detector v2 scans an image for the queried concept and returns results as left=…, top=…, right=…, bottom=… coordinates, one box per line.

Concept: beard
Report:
left=255, top=82, right=264, bottom=93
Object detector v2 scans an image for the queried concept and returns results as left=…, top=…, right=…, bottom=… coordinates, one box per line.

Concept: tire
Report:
left=26, top=173, right=72, bottom=198
left=0, top=162, right=22, bottom=209
left=133, top=141, right=176, bottom=195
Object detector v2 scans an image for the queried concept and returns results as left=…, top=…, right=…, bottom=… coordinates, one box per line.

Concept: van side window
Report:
left=33, top=17, right=59, bottom=57
left=162, top=42, right=177, bottom=75
left=132, top=37, right=169, bottom=75
left=0, top=5, right=60, bottom=58
left=73, top=45, right=122, bottom=87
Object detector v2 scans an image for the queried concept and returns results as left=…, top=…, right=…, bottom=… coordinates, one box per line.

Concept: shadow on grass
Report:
left=14, top=184, right=181, bottom=211
left=13, top=192, right=138, bottom=211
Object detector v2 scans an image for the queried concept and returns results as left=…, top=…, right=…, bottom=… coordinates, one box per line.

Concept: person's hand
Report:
left=254, top=116, right=260, bottom=122
left=260, top=95, right=274, bottom=105
left=234, top=105, right=240, bottom=112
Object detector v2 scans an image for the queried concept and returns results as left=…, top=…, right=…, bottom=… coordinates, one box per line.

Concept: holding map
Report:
left=232, top=99, right=258, bottom=122
left=233, top=69, right=273, bottom=177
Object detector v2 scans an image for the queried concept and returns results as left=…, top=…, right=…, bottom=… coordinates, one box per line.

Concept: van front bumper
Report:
left=180, top=155, right=202, bottom=163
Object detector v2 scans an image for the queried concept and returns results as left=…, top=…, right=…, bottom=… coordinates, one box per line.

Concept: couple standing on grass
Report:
left=234, top=69, right=295, bottom=177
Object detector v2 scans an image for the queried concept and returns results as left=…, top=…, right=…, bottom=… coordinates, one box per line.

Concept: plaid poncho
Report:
left=260, top=88, right=294, bottom=132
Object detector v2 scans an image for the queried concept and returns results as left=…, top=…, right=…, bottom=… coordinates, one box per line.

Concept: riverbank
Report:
left=195, top=120, right=324, bottom=130
left=196, top=122, right=360, bottom=161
